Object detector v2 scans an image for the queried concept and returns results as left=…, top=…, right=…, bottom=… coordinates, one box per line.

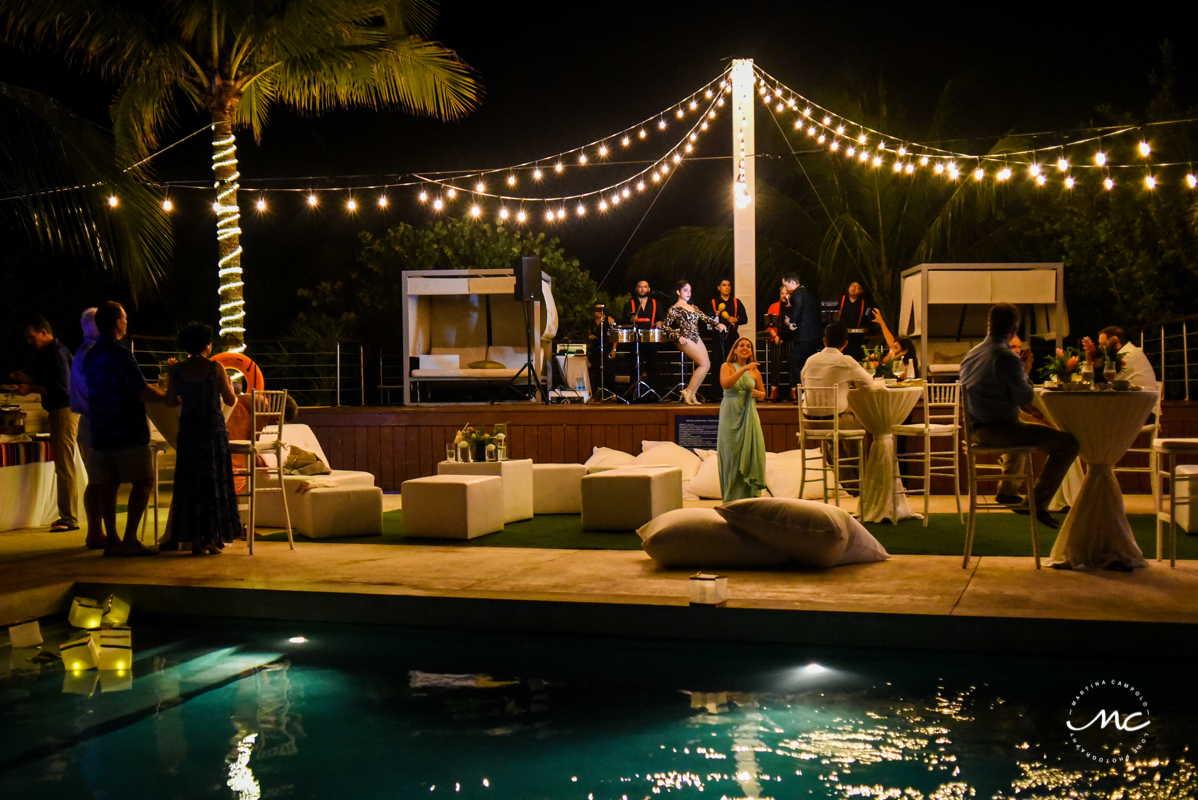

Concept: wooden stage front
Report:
left=298, top=400, right=1198, bottom=493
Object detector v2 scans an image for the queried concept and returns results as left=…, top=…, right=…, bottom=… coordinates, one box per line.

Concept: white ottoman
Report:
left=438, top=459, right=533, bottom=523
left=533, top=463, right=587, bottom=514
left=401, top=475, right=504, bottom=539
left=581, top=466, right=683, bottom=531
left=295, top=486, right=384, bottom=539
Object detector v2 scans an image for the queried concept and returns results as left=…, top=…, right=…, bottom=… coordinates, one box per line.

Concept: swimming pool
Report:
left=2, top=618, right=1194, bottom=799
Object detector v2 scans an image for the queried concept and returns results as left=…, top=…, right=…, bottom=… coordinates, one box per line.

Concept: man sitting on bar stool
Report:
left=959, top=303, right=1078, bottom=529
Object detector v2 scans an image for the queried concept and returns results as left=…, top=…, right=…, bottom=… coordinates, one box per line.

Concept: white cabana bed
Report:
left=401, top=268, right=557, bottom=404
left=897, top=263, right=1068, bottom=376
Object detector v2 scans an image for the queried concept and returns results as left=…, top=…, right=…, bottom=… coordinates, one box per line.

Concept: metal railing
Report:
left=129, top=335, right=366, bottom=407
left=1140, top=314, right=1198, bottom=402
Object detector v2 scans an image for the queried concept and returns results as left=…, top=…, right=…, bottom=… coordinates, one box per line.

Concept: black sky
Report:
left=0, top=1, right=1191, bottom=340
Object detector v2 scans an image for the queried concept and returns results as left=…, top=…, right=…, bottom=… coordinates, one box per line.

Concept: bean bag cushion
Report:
left=716, top=497, right=889, bottom=568
left=638, top=508, right=789, bottom=568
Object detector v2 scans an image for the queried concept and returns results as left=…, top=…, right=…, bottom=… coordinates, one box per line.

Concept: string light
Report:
left=433, top=198, right=443, bottom=210
left=1104, top=177, right=1114, bottom=190
left=1065, top=176, right=1075, bottom=189
left=1187, top=174, right=1198, bottom=188
left=107, top=195, right=118, bottom=207
left=256, top=197, right=267, bottom=211
left=162, top=198, right=172, bottom=211
left=308, top=193, right=319, bottom=206
left=377, top=195, right=388, bottom=208
left=1145, top=175, right=1156, bottom=189
left=1095, top=151, right=1107, bottom=166
left=1139, top=142, right=1151, bottom=157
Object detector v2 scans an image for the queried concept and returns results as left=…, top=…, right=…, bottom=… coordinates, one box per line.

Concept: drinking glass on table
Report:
left=445, top=443, right=456, bottom=462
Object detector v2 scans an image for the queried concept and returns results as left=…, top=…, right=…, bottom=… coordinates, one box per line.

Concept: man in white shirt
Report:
left=800, top=323, right=877, bottom=490
left=1083, top=326, right=1161, bottom=418
left=800, top=322, right=877, bottom=418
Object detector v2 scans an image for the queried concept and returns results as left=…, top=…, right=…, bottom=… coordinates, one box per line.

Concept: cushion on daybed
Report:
left=637, top=508, right=789, bottom=568
left=584, top=446, right=638, bottom=471
left=716, top=497, right=889, bottom=567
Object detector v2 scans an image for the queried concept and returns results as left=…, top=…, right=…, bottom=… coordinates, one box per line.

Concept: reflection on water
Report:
left=1, top=623, right=1195, bottom=799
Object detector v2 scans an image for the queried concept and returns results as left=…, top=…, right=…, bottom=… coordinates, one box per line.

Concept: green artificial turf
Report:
left=253, top=509, right=1197, bottom=560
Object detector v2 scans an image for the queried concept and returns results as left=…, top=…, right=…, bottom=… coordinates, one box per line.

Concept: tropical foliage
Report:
left=297, top=217, right=603, bottom=348
left=2, top=0, right=480, bottom=351
left=0, top=80, right=170, bottom=296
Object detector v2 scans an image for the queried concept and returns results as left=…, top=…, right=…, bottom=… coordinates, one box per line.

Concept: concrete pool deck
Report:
left=2, top=493, right=1195, bottom=660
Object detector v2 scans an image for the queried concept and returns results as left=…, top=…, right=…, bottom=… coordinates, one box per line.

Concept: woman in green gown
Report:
left=718, top=337, right=767, bottom=501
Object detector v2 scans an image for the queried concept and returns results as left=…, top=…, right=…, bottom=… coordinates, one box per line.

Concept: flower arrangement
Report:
left=1038, top=348, right=1082, bottom=383
left=861, top=345, right=895, bottom=378
left=1097, top=343, right=1126, bottom=375
left=454, top=423, right=508, bottom=461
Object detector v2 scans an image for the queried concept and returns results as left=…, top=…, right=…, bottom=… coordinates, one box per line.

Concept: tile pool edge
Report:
left=61, top=580, right=1196, bottom=661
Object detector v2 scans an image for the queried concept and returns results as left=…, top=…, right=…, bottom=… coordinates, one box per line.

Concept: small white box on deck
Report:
left=689, top=573, right=728, bottom=606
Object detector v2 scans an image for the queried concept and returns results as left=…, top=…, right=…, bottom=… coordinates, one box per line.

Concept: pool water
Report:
left=2, top=617, right=1195, bottom=799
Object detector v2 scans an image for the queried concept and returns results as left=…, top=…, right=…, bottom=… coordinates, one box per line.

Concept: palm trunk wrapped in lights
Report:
left=211, top=119, right=245, bottom=353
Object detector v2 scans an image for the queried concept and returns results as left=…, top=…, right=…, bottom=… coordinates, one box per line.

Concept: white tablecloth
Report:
left=0, top=446, right=88, bottom=532
left=848, top=386, right=923, bottom=523
left=1039, top=390, right=1158, bottom=570
left=1031, top=390, right=1084, bottom=511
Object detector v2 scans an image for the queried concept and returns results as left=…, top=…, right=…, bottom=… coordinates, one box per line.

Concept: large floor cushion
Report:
left=533, top=463, right=586, bottom=514
left=638, top=508, right=789, bottom=568
left=717, top=497, right=889, bottom=567
left=438, top=459, right=533, bottom=522
left=294, top=485, right=384, bottom=539
left=581, top=466, right=683, bottom=531
left=1176, top=464, right=1197, bottom=533
left=401, top=475, right=504, bottom=539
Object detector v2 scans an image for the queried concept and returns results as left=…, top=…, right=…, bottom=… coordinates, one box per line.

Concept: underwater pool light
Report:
left=288, top=637, right=307, bottom=644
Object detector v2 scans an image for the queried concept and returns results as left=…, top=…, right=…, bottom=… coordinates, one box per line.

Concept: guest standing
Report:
left=165, top=322, right=241, bottom=555
left=10, top=314, right=79, bottom=533
left=836, top=281, right=874, bottom=361
left=661, top=280, right=726, bottom=404
left=69, top=308, right=105, bottom=548
left=82, top=301, right=168, bottom=555
left=778, top=273, right=824, bottom=400
left=717, top=337, right=767, bottom=501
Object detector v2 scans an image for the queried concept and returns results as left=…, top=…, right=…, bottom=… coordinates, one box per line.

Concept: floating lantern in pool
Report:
left=68, top=597, right=104, bottom=629
left=8, top=619, right=42, bottom=648
left=62, top=669, right=99, bottom=696
left=102, top=595, right=131, bottom=626
left=95, top=628, right=132, bottom=671
left=60, top=633, right=99, bottom=671
left=689, top=573, right=727, bottom=606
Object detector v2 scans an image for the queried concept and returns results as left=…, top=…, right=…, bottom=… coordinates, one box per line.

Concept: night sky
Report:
left=0, top=2, right=1191, bottom=342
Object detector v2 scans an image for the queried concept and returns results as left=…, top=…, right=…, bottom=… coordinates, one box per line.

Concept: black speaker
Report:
left=513, top=256, right=543, bottom=302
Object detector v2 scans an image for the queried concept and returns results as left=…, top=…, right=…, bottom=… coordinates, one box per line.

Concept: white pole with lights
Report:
left=731, top=59, right=757, bottom=344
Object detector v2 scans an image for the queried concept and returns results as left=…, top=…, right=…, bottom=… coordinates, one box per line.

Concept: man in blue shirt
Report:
left=10, top=314, right=79, bottom=533
left=82, top=301, right=168, bottom=555
left=959, top=303, right=1078, bottom=528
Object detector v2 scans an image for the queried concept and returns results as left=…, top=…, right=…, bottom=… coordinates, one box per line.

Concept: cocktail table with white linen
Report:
left=847, top=386, right=923, bottom=523
left=1039, top=389, right=1158, bottom=569
left=401, top=474, right=504, bottom=539
left=438, top=458, right=533, bottom=523
left=581, top=466, right=683, bottom=530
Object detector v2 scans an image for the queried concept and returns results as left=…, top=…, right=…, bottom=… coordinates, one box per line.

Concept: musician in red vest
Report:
left=836, top=281, right=874, bottom=361
left=622, top=280, right=663, bottom=399
left=709, top=278, right=748, bottom=399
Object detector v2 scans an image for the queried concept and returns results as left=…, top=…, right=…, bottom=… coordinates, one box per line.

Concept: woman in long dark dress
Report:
left=165, top=322, right=241, bottom=555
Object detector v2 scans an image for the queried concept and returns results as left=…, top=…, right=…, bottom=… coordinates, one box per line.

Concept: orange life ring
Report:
left=212, top=352, right=265, bottom=392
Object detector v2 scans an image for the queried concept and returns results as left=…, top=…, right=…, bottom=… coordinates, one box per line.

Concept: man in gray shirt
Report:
left=959, top=303, right=1078, bottom=528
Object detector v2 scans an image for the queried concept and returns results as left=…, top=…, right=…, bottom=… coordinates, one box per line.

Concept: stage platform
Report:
left=297, top=400, right=1198, bottom=493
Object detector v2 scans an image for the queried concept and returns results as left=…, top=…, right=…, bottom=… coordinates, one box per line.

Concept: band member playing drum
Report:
left=624, top=280, right=662, bottom=329
left=662, top=280, right=726, bottom=405
left=709, top=278, right=747, bottom=399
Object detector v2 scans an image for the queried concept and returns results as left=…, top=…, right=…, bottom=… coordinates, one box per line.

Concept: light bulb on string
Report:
left=557, top=209, right=566, bottom=220
left=872, top=156, right=882, bottom=167
left=685, top=143, right=694, bottom=153
left=446, top=188, right=456, bottom=199
left=636, top=181, right=645, bottom=191
left=1065, top=176, right=1075, bottom=189
left=997, top=167, right=1011, bottom=181
left=433, top=198, right=443, bottom=210
left=611, top=193, right=621, bottom=205
left=499, top=207, right=509, bottom=219
left=377, top=194, right=388, bottom=208
left=1095, top=151, right=1107, bottom=166
left=859, top=151, right=869, bottom=163
left=507, top=175, right=517, bottom=186
left=257, top=197, right=267, bottom=211
left=476, top=181, right=486, bottom=193
left=555, top=162, right=563, bottom=173
left=1145, top=175, right=1156, bottom=189
left=309, top=193, right=319, bottom=206
left=622, top=187, right=631, bottom=197
left=1035, top=174, right=1046, bottom=186
left=935, top=163, right=945, bottom=174
left=817, top=134, right=826, bottom=144
left=1139, top=142, right=1151, bottom=157
left=807, top=126, right=816, bottom=136
left=836, top=125, right=845, bottom=135
left=661, top=163, right=669, bottom=174
left=1103, top=177, right=1114, bottom=190
left=822, top=115, right=831, bottom=125
left=919, top=156, right=929, bottom=166
left=689, top=100, right=698, bottom=110
left=974, top=168, right=985, bottom=181
left=418, top=191, right=427, bottom=203
left=533, top=169, right=543, bottom=180
left=905, top=163, right=915, bottom=174
left=212, top=201, right=220, bottom=212
left=577, top=203, right=586, bottom=215
left=1187, top=174, right=1198, bottom=188
left=107, top=195, right=118, bottom=207
left=579, top=153, right=588, bottom=164
left=700, top=121, right=709, bottom=131
left=846, top=146, right=855, bottom=157
left=803, top=107, right=811, bottom=116
left=622, top=136, right=630, bottom=146
left=639, top=129, right=647, bottom=138
left=1057, top=158, right=1069, bottom=171
left=1029, top=164, right=1041, bottom=177
left=598, top=145, right=608, bottom=157
left=892, top=161, right=903, bottom=173
left=162, top=198, right=173, bottom=211
left=652, top=171, right=661, bottom=182
left=346, top=198, right=357, bottom=211
left=599, top=199, right=608, bottom=211
left=545, top=209, right=554, bottom=222
left=517, top=210, right=526, bottom=222
left=658, top=119, right=666, bottom=129
left=470, top=205, right=480, bottom=217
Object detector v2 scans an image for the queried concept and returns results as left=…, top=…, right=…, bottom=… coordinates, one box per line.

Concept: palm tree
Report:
left=0, top=80, right=170, bottom=296
left=3, top=0, right=480, bottom=351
